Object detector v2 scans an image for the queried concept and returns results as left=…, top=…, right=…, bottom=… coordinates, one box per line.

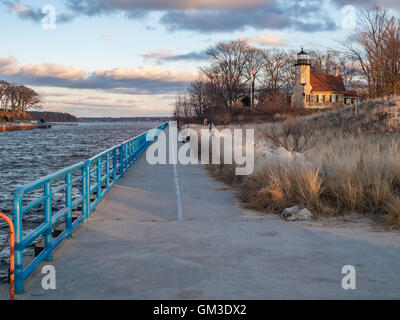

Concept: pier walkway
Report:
left=2, top=127, right=400, bottom=299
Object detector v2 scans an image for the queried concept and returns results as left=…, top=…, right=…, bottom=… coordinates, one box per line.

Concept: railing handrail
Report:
left=0, top=212, right=15, bottom=300
left=115, top=131, right=149, bottom=150
left=11, top=122, right=169, bottom=294
left=14, top=161, right=86, bottom=196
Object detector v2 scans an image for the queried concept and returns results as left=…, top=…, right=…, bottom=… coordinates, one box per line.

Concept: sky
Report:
left=0, top=0, right=398, bottom=117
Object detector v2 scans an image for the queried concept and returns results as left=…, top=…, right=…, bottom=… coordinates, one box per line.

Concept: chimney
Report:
left=335, top=67, right=340, bottom=77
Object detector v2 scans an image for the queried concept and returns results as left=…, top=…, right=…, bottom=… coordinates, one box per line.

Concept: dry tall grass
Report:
left=205, top=98, right=400, bottom=229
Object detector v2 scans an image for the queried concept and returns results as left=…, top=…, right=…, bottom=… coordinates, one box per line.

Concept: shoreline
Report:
left=0, top=123, right=52, bottom=132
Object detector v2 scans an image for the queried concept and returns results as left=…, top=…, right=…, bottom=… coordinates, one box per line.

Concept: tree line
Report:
left=176, top=7, right=400, bottom=122
left=28, top=111, right=78, bottom=123
left=0, top=80, right=42, bottom=114
left=341, top=7, right=400, bottom=98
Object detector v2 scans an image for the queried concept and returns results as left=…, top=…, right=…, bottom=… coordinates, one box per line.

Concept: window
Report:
left=316, top=95, right=319, bottom=103
left=329, top=95, right=332, bottom=103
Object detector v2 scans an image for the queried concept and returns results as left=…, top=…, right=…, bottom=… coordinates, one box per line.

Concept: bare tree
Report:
left=279, top=50, right=297, bottom=98
left=383, top=15, right=400, bottom=96
left=338, top=57, right=360, bottom=91
left=0, top=80, right=10, bottom=110
left=199, top=68, right=227, bottom=118
left=5, top=84, right=20, bottom=113
left=244, top=47, right=265, bottom=108
left=187, top=78, right=206, bottom=120
left=18, top=86, right=42, bottom=112
left=0, top=81, right=41, bottom=113
left=261, top=49, right=296, bottom=99
left=258, top=118, right=316, bottom=152
left=340, top=7, right=399, bottom=98
left=204, top=40, right=250, bottom=109
left=310, top=49, right=340, bottom=75
left=175, top=92, right=192, bottom=120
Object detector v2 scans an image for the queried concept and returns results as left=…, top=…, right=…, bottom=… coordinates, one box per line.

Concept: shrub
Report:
left=205, top=98, right=400, bottom=228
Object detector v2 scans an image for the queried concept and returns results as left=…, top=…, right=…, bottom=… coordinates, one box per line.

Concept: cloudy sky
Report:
left=0, top=0, right=397, bottom=117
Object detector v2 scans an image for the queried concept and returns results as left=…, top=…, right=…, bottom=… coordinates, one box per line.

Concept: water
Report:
left=0, top=121, right=162, bottom=281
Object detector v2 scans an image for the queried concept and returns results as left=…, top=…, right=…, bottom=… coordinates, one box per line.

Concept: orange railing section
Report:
left=0, top=212, right=14, bottom=300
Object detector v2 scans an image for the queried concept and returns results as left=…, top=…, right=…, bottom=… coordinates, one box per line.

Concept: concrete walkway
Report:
left=2, top=127, right=400, bottom=299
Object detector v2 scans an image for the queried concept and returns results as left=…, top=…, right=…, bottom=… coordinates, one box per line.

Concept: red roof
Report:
left=344, top=91, right=359, bottom=97
left=310, top=74, right=345, bottom=92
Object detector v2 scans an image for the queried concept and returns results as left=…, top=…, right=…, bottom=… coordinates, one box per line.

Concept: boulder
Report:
left=280, top=206, right=313, bottom=221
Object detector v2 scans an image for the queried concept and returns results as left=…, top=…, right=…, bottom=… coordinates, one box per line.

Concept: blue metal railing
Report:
left=12, top=122, right=168, bottom=293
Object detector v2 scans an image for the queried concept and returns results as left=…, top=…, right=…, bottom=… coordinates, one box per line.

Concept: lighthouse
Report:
left=291, top=49, right=312, bottom=108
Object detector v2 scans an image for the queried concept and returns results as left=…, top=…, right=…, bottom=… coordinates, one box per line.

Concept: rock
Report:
left=280, top=206, right=313, bottom=221
left=280, top=206, right=301, bottom=219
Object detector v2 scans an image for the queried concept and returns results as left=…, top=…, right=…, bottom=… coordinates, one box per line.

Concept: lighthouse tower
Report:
left=291, top=49, right=312, bottom=108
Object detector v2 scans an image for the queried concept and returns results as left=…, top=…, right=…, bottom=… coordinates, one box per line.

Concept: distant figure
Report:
left=203, top=118, right=207, bottom=126
left=184, top=123, right=190, bottom=142
left=209, top=122, right=215, bottom=137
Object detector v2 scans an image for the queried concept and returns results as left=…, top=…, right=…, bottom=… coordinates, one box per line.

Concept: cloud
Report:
left=331, top=0, right=400, bottom=9
left=34, top=86, right=176, bottom=117
left=2, top=0, right=74, bottom=23
left=3, top=0, right=338, bottom=33
left=93, top=66, right=197, bottom=82
left=159, top=1, right=338, bottom=33
left=0, top=56, right=86, bottom=80
left=141, top=48, right=208, bottom=63
left=241, top=34, right=287, bottom=46
left=64, top=0, right=270, bottom=12
left=0, top=56, right=17, bottom=67
left=0, top=56, right=197, bottom=94
left=100, top=33, right=113, bottom=40
left=10, top=2, right=28, bottom=12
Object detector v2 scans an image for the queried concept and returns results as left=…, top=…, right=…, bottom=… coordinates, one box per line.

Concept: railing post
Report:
left=140, top=135, right=144, bottom=154
left=13, top=194, right=23, bottom=294
left=87, top=160, right=92, bottom=217
left=65, top=172, right=72, bottom=239
left=131, top=141, right=134, bottom=164
left=129, top=140, right=133, bottom=165
left=138, top=137, right=141, bottom=157
left=81, top=163, right=89, bottom=222
left=112, top=148, right=117, bottom=183
left=44, top=181, right=53, bottom=261
left=125, top=143, right=129, bottom=168
left=126, top=142, right=130, bottom=167
left=97, top=157, right=102, bottom=201
left=119, top=144, right=124, bottom=178
left=106, top=152, right=110, bottom=191
left=133, top=139, right=137, bottom=161
left=128, top=141, right=132, bottom=167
